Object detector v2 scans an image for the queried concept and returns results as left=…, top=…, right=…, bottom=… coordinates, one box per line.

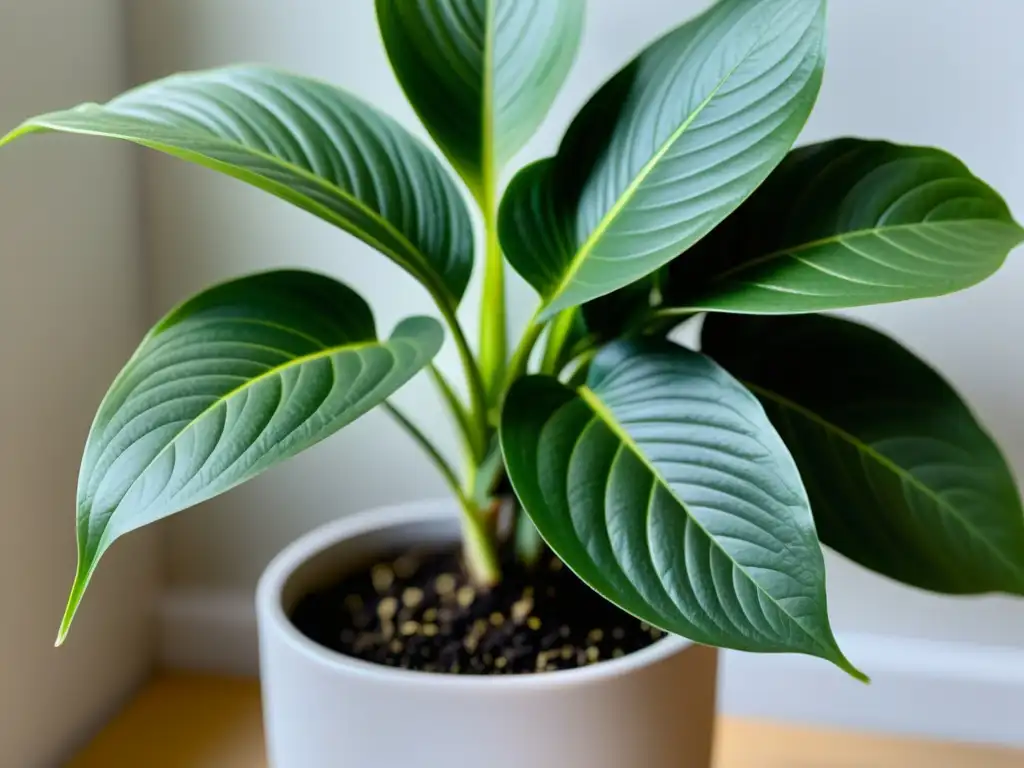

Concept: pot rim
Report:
left=257, top=498, right=693, bottom=692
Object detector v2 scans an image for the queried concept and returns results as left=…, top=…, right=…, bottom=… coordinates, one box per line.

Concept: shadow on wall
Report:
left=0, top=1, right=158, bottom=766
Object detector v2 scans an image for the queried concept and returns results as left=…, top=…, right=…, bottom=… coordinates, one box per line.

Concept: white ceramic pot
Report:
left=257, top=499, right=719, bottom=768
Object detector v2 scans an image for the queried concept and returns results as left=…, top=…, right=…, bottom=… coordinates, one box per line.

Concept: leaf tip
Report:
left=0, top=119, right=48, bottom=150
left=832, top=651, right=870, bottom=684
left=54, top=611, right=74, bottom=648
left=846, top=664, right=871, bottom=685
left=55, top=568, right=91, bottom=648
left=0, top=125, right=25, bottom=150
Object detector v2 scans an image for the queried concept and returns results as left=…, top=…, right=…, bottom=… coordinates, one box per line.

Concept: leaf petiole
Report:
left=540, top=308, right=580, bottom=374
left=428, top=363, right=483, bottom=462
left=437, top=299, right=491, bottom=456
left=383, top=403, right=500, bottom=585
left=504, top=311, right=546, bottom=392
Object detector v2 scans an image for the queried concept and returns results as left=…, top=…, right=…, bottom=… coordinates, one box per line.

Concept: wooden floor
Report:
left=70, top=673, right=1024, bottom=768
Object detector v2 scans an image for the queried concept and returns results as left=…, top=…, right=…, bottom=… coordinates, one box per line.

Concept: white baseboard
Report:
left=158, top=588, right=1024, bottom=749
left=720, top=632, right=1024, bottom=748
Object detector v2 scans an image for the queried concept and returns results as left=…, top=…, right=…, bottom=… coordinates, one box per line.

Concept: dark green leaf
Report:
left=60, top=270, right=443, bottom=644
left=376, top=0, right=583, bottom=199
left=703, top=313, right=1024, bottom=594
left=668, top=139, right=1024, bottom=313
left=499, top=0, right=826, bottom=320
left=501, top=339, right=862, bottom=677
left=1, top=66, right=475, bottom=305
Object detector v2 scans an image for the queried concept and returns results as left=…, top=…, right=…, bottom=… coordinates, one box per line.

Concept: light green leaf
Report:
left=703, top=313, right=1024, bottom=594
left=376, top=0, right=583, bottom=199
left=60, top=270, right=443, bottom=644
left=500, top=339, right=862, bottom=678
left=499, top=0, right=826, bottom=320
left=1, top=66, right=475, bottom=305
left=667, top=139, right=1024, bottom=314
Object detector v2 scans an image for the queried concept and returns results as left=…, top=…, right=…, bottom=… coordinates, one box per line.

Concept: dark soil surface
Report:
left=291, top=548, right=663, bottom=675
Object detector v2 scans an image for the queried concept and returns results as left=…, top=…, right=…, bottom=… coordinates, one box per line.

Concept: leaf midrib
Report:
left=85, top=337, right=383, bottom=553
left=745, top=381, right=1024, bottom=581
left=707, top=218, right=1023, bottom=285
left=575, top=384, right=838, bottom=657
left=542, top=30, right=764, bottom=309
left=5, top=117, right=460, bottom=309
left=481, top=0, right=496, bottom=203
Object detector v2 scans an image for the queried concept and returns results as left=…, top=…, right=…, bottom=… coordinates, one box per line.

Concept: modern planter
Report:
left=257, top=499, right=719, bottom=768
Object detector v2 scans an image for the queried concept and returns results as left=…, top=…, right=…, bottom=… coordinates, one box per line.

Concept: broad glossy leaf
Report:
left=499, top=0, right=826, bottom=320
left=703, top=313, right=1024, bottom=594
left=60, top=270, right=443, bottom=643
left=668, top=139, right=1024, bottom=313
left=501, top=340, right=862, bottom=677
left=376, top=0, right=583, bottom=199
left=1, top=66, right=474, bottom=305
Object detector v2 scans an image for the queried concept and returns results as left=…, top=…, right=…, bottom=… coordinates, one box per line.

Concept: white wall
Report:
left=0, top=1, right=159, bottom=765
left=129, top=0, right=1024, bottom=650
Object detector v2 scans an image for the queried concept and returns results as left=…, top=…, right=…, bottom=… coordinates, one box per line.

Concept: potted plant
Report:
left=6, top=0, right=1024, bottom=765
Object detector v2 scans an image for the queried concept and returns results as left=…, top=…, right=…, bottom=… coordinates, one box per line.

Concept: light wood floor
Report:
left=69, top=673, right=1024, bottom=767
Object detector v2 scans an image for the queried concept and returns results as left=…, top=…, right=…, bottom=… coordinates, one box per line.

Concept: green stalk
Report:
left=565, top=347, right=598, bottom=388
left=513, top=506, right=545, bottom=568
left=541, top=308, right=580, bottom=374
left=428, top=363, right=483, bottom=463
left=504, top=312, right=546, bottom=392
left=384, top=403, right=500, bottom=586
left=477, top=0, right=506, bottom=405
left=478, top=210, right=506, bottom=402
left=438, top=300, right=490, bottom=456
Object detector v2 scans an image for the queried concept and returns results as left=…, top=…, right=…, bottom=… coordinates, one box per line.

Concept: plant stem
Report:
left=428, top=363, right=483, bottom=462
left=384, top=403, right=500, bottom=585
left=541, top=308, right=579, bottom=374
left=461, top=510, right=501, bottom=588
left=565, top=347, right=598, bottom=388
left=470, top=440, right=506, bottom=507
left=384, top=402, right=465, bottom=501
left=513, top=505, right=545, bottom=568
left=478, top=206, right=506, bottom=405
left=504, top=311, right=546, bottom=391
left=477, top=0, right=506, bottom=406
left=438, top=300, right=490, bottom=455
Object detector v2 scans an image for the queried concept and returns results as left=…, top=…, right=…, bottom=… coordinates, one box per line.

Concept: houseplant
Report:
left=6, top=0, right=1024, bottom=764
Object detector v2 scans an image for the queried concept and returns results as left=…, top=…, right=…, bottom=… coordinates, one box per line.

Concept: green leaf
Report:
left=499, top=0, right=827, bottom=320
left=703, top=313, right=1024, bottom=595
left=59, top=270, right=443, bottom=644
left=1, top=66, right=475, bottom=305
left=376, top=0, right=583, bottom=199
left=500, top=339, right=862, bottom=677
left=667, top=139, right=1024, bottom=314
